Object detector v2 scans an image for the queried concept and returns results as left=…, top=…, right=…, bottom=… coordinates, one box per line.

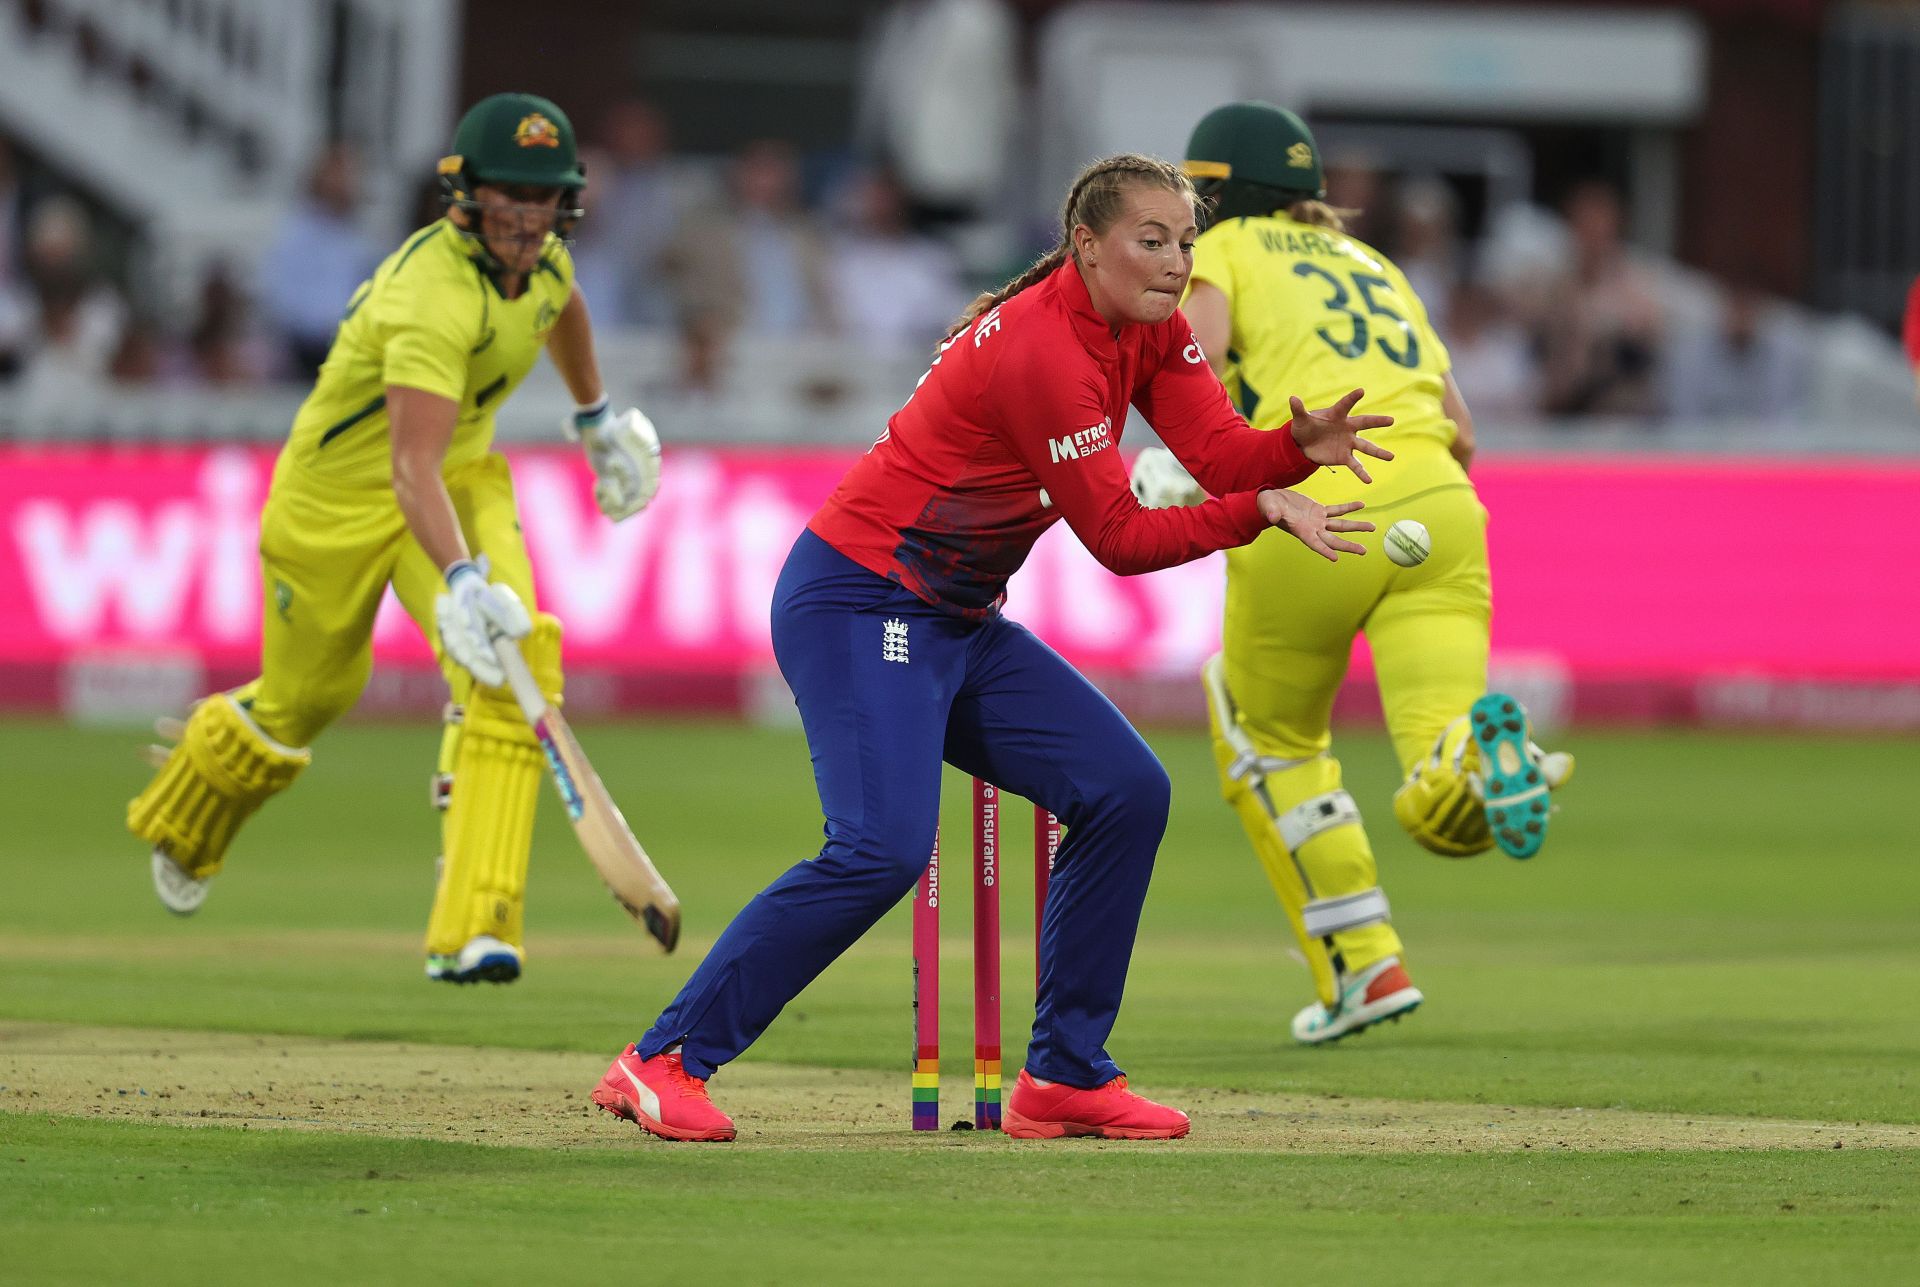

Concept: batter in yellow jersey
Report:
left=1132, top=102, right=1572, bottom=1044
left=128, top=93, right=663, bottom=986
left=282, top=216, right=573, bottom=491
left=1193, top=214, right=1464, bottom=496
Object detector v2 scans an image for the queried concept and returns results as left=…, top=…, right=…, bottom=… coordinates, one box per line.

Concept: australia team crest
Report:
left=515, top=112, right=561, bottom=149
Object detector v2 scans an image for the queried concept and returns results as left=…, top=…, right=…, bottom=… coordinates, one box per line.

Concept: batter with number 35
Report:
left=127, top=93, right=662, bottom=984
left=1132, top=103, right=1575, bottom=1044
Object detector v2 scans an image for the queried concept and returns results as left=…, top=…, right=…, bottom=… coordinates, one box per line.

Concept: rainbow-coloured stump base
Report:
left=913, top=1049, right=941, bottom=1131
left=974, top=1046, right=1002, bottom=1128
left=910, top=783, right=1057, bottom=1132
left=911, top=836, right=941, bottom=1131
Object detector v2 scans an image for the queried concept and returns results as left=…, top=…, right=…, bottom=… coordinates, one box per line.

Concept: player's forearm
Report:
left=1081, top=489, right=1267, bottom=575
left=549, top=288, right=605, bottom=408
left=1041, top=452, right=1266, bottom=575
left=393, top=466, right=470, bottom=573
left=1144, top=356, right=1313, bottom=495
left=1176, top=420, right=1314, bottom=495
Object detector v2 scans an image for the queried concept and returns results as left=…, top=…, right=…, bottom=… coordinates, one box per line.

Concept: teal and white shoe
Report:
left=1470, top=693, right=1554, bottom=859
left=426, top=934, right=522, bottom=985
left=1291, top=956, right=1424, bottom=1045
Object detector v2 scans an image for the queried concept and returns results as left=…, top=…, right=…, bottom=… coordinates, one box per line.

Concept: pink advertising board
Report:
left=1, top=445, right=1914, bottom=726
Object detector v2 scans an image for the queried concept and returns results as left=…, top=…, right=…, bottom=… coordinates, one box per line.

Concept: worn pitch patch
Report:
left=3, top=1022, right=1914, bottom=1154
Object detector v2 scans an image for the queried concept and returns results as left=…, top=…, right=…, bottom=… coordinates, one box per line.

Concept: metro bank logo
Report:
left=1049, top=417, right=1113, bottom=464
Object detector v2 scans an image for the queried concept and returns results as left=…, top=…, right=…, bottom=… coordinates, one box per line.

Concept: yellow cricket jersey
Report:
left=280, top=219, right=575, bottom=491
left=1187, top=212, right=1463, bottom=501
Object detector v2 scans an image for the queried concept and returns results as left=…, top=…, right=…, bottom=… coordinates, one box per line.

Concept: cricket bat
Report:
left=491, top=635, right=682, bottom=953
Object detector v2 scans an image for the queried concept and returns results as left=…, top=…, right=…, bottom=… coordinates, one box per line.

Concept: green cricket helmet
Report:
left=438, top=92, right=586, bottom=240
left=1183, top=101, right=1325, bottom=226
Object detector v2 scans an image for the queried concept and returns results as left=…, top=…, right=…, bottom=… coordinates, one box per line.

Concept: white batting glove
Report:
left=435, top=560, right=531, bottom=689
left=565, top=398, right=662, bottom=522
left=1129, top=446, right=1204, bottom=509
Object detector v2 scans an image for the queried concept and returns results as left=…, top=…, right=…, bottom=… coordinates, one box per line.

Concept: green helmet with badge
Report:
left=1183, top=101, right=1325, bottom=226
left=438, top=92, right=586, bottom=242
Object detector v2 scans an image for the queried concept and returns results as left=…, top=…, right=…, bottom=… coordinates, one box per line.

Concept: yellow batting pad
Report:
left=1393, top=717, right=1494, bottom=858
left=1205, top=658, right=1402, bottom=1005
left=1261, top=757, right=1402, bottom=983
left=127, top=694, right=310, bottom=878
left=1214, top=747, right=1338, bottom=1006
left=425, top=614, right=562, bottom=956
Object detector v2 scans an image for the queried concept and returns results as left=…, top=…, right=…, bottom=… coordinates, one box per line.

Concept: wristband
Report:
left=573, top=396, right=611, bottom=431
left=444, top=558, right=480, bottom=588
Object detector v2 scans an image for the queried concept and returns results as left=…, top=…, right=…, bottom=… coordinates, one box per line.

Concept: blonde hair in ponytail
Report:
left=1284, top=198, right=1359, bottom=233
left=948, top=153, right=1197, bottom=338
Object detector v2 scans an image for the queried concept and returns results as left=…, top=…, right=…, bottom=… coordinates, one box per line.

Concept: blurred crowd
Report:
left=562, top=103, right=972, bottom=395
left=1321, top=156, right=1811, bottom=426
left=0, top=109, right=1836, bottom=426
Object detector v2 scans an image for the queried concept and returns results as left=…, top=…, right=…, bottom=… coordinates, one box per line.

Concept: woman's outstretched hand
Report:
left=1256, top=489, right=1373, bottom=562
left=1288, top=389, right=1395, bottom=484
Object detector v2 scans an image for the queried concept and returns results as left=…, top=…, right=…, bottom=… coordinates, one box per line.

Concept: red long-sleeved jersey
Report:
left=809, top=258, right=1314, bottom=617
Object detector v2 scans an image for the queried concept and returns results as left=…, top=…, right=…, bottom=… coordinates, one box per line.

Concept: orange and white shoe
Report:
left=1002, top=1068, right=1191, bottom=1140
left=590, top=1044, right=736, bottom=1142
left=1291, top=955, right=1423, bottom=1045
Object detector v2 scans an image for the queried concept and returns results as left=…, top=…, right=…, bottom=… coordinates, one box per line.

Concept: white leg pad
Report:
left=1201, top=653, right=1310, bottom=786
left=1302, top=887, right=1392, bottom=937
left=1278, top=789, right=1362, bottom=851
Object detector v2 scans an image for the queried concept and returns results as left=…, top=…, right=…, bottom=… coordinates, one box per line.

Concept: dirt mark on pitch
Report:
left=3, top=1022, right=1914, bottom=1154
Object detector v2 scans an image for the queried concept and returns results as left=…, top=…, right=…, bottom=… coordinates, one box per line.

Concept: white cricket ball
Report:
left=1384, top=519, right=1431, bottom=567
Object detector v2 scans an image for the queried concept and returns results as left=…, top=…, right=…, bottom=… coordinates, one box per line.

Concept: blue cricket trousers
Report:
left=639, top=529, right=1171, bottom=1087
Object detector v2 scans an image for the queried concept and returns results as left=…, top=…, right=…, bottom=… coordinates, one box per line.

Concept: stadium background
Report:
left=0, top=0, right=1914, bottom=735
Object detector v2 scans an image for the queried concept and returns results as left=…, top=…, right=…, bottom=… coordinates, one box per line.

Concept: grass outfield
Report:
left=2, top=717, right=1916, bottom=1282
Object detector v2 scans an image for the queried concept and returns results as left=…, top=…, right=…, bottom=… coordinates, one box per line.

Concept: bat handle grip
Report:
left=489, top=633, right=549, bottom=723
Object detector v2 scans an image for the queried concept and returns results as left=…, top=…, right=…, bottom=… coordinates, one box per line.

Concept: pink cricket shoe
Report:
left=1002, top=1068, right=1191, bottom=1140
left=591, top=1044, right=736, bottom=1142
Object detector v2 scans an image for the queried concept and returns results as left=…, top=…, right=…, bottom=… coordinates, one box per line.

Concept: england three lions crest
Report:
left=881, top=618, right=910, bottom=664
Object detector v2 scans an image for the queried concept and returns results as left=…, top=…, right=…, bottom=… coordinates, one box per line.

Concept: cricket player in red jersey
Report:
left=591, top=154, right=1391, bottom=1141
